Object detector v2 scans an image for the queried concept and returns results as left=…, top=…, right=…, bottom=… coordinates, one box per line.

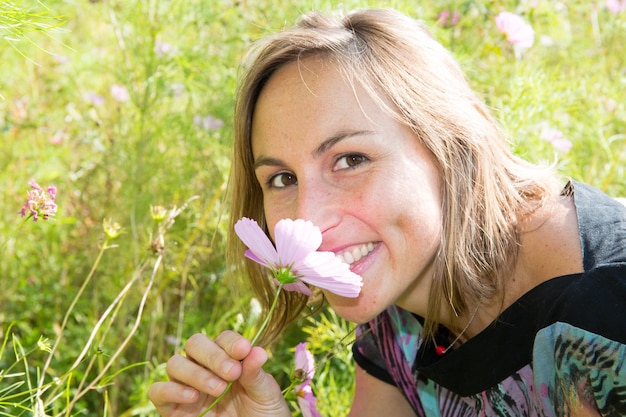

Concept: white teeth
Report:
left=336, top=243, right=375, bottom=265
left=351, top=247, right=362, bottom=262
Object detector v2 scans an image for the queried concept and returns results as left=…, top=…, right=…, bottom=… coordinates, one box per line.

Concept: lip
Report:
left=331, top=241, right=380, bottom=273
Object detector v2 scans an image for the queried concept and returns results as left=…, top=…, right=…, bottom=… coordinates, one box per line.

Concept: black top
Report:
left=353, top=181, right=626, bottom=416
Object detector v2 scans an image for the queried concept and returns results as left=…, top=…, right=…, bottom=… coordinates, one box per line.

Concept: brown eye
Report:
left=335, top=154, right=367, bottom=170
left=269, top=172, right=297, bottom=188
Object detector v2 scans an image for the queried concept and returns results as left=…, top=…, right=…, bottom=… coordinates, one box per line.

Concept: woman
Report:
left=149, top=8, right=626, bottom=416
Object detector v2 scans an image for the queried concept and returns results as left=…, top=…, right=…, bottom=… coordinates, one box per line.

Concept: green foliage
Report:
left=301, top=310, right=357, bottom=416
left=0, top=0, right=66, bottom=65
left=1, top=0, right=625, bottom=416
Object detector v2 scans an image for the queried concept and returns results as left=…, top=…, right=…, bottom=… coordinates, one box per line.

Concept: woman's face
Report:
left=250, top=57, right=443, bottom=323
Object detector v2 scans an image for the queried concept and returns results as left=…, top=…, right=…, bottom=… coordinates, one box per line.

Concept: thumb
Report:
left=238, top=346, right=282, bottom=401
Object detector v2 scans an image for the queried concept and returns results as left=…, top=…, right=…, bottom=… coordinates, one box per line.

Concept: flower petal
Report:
left=29, top=179, right=43, bottom=192
left=244, top=249, right=270, bottom=268
left=234, top=218, right=279, bottom=266
left=275, top=219, right=322, bottom=264
left=495, top=11, right=534, bottom=48
left=295, top=251, right=363, bottom=298
left=47, top=186, right=57, bottom=200
left=296, top=384, right=322, bottom=417
left=295, top=342, right=315, bottom=381
left=235, top=217, right=362, bottom=297
left=279, top=280, right=314, bottom=296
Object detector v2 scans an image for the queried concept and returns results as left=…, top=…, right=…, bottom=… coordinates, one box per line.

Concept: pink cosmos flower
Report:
left=110, top=84, right=130, bottom=102
left=154, top=40, right=176, bottom=57
left=495, top=11, right=535, bottom=48
left=539, top=125, right=572, bottom=153
left=437, top=10, right=460, bottom=28
left=607, top=0, right=626, bottom=13
left=83, top=91, right=105, bottom=107
left=20, top=180, right=57, bottom=221
left=234, top=217, right=363, bottom=297
left=294, top=342, right=315, bottom=382
left=193, top=114, right=224, bottom=130
left=296, top=384, right=322, bottom=417
left=293, top=343, right=321, bottom=417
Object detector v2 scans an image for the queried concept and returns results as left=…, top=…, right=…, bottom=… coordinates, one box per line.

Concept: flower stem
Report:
left=0, top=215, right=32, bottom=250
left=250, top=283, right=283, bottom=346
left=197, top=283, right=284, bottom=417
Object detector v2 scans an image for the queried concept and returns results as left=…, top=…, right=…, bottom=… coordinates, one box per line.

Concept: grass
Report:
left=0, top=0, right=624, bottom=415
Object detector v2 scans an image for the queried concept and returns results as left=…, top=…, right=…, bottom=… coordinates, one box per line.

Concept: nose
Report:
left=295, top=180, right=341, bottom=234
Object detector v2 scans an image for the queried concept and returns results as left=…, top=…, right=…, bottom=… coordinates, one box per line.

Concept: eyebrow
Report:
left=253, top=129, right=376, bottom=170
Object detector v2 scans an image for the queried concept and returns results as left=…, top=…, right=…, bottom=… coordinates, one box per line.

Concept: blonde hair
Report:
left=226, top=8, right=556, bottom=343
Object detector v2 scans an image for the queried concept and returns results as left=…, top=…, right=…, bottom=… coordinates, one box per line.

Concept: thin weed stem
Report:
left=197, top=283, right=284, bottom=417
left=67, top=253, right=161, bottom=412
left=37, top=237, right=112, bottom=389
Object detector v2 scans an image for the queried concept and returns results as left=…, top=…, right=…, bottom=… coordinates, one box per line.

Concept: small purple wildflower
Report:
left=20, top=180, right=57, bottom=221
left=193, top=114, right=224, bottom=130
left=110, top=84, right=130, bottom=103
left=539, top=124, right=573, bottom=153
left=84, top=91, right=105, bottom=107
left=437, top=10, right=460, bottom=28
left=154, top=40, right=176, bottom=58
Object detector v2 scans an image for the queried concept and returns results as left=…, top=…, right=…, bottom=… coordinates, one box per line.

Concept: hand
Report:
left=148, top=331, right=291, bottom=417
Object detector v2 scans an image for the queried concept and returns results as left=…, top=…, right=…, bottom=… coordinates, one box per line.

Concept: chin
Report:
left=325, top=293, right=384, bottom=325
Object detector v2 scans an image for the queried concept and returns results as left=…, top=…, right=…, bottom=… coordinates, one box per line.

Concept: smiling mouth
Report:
left=335, top=242, right=376, bottom=265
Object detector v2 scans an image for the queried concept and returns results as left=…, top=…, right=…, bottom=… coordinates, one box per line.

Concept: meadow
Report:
left=1, top=0, right=624, bottom=416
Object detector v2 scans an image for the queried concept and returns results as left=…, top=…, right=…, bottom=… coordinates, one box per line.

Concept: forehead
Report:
left=250, top=57, right=388, bottom=153
left=257, top=57, right=348, bottom=109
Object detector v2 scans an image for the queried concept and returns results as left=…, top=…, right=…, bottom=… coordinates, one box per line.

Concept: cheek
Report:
left=264, top=205, right=297, bottom=243
left=263, top=189, right=298, bottom=224
left=342, top=186, right=377, bottom=215
left=263, top=203, right=283, bottom=237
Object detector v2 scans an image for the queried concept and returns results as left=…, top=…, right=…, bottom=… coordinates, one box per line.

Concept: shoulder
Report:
left=573, top=181, right=626, bottom=268
left=532, top=315, right=626, bottom=415
left=532, top=273, right=626, bottom=414
left=551, top=265, right=626, bottom=344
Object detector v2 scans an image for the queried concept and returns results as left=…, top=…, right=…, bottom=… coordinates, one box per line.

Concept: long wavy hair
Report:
left=226, top=8, right=556, bottom=344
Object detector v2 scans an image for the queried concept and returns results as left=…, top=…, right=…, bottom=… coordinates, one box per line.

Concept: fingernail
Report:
left=207, top=377, right=225, bottom=392
left=221, top=360, right=236, bottom=376
left=182, top=388, right=196, bottom=400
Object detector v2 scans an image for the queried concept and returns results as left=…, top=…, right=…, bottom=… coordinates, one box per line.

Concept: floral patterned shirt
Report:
left=353, top=181, right=626, bottom=416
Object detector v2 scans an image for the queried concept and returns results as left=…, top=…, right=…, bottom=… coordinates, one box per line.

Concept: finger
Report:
left=214, top=330, right=253, bottom=361
left=185, top=332, right=251, bottom=381
left=238, top=346, right=282, bottom=401
left=166, top=353, right=229, bottom=397
left=148, top=380, right=200, bottom=407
